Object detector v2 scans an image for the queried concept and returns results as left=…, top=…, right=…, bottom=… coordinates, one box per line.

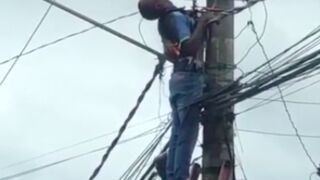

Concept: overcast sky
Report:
left=0, top=0, right=320, bottom=180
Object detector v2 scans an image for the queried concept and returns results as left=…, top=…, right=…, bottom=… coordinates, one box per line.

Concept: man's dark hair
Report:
left=138, top=1, right=159, bottom=20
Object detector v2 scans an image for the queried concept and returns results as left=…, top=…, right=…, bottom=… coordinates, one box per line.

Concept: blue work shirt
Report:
left=158, top=9, right=195, bottom=59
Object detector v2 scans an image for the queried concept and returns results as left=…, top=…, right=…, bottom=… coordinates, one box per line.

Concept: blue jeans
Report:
left=166, top=72, right=205, bottom=180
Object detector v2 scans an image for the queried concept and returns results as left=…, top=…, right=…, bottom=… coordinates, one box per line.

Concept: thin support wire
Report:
left=250, top=1, right=318, bottom=169
left=0, top=3, right=54, bottom=87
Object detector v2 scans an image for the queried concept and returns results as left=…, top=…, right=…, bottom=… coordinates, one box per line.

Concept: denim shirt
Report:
left=158, top=10, right=195, bottom=59
left=158, top=10, right=194, bottom=47
left=158, top=10, right=204, bottom=69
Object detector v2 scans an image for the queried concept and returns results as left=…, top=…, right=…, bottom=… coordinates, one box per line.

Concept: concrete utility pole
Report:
left=203, top=0, right=235, bottom=179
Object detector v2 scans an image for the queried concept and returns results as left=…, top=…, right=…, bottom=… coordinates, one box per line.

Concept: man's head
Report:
left=138, top=0, right=174, bottom=20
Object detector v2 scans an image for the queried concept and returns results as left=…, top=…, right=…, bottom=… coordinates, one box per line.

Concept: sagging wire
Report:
left=235, top=0, right=268, bottom=66
left=0, top=12, right=139, bottom=66
left=0, top=126, right=161, bottom=180
left=242, top=24, right=320, bottom=84
left=248, top=1, right=318, bottom=170
left=0, top=114, right=167, bottom=171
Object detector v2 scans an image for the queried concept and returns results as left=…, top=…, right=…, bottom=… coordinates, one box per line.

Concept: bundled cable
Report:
left=119, top=121, right=170, bottom=180
left=88, top=58, right=165, bottom=180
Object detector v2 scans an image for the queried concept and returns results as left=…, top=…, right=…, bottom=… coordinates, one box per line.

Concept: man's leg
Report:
left=174, top=105, right=200, bottom=180
left=168, top=72, right=205, bottom=180
left=166, top=103, right=180, bottom=180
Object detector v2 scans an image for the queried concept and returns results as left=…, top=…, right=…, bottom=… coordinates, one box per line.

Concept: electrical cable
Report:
left=120, top=122, right=171, bottom=180
left=309, top=172, right=317, bottom=180
left=234, top=121, right=245, bottom=152
left=0, top=114, right=166, bottom=171
left=89, top=59, right=165, bottom=180
left=43, top=0, right=166, bottom=59
left=234, top=145, right=248, bottom=180
left=215, top=26, right=320, bottom=113
left=234, top=22, right=250, bottom=40
left=236, top=77, right=320, bottom=115
left=257, top=28, right=320, bottom=77
left=0, top=12, right=138, bottom=66
left=250, top=1, right=318, bottom=169
left=238, top=129, right=320, bottom=139
left=0, top=127, right=160, bottom=180
left=250, top=97, right=320, bottom=106
left=235, top=0, right=268, bottom=66
left=138, top=18, right=147, bottom=45
left=240, top=24, right=320, bottom=84
left=0, top=3, right=54, bottom=87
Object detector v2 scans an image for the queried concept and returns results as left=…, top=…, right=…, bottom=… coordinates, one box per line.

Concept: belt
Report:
left=173, top=58, right=203, bottom=73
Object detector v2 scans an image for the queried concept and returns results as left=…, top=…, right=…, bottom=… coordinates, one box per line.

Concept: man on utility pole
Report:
left=203, top=0, right=235, bottom=180
left=138, top=0, right=214, bottom=179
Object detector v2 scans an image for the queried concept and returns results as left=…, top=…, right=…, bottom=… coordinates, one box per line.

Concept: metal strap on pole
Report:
left=43, top=0, right=166, bottom=60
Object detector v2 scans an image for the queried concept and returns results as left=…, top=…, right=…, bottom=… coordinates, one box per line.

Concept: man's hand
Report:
left=163, top=39, right=180, bottom=63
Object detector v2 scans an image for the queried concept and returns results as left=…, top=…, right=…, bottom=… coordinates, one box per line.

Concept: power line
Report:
left=138, top=18, right=147, bottom=45
left=120, top=122, right=171, bottom=180
left=250, top=1, right=318, bottom=169
left=9, top=104, right=319, bottom=178
left=234, top=121, right=245, bottom=152
left=202, top=45, right=320, bottom=114
left=0, top=127, right=160, bottom=180
left=0, top=3, right=54, bottom=87
left=235, top=0, right=268, bottom=65
left=234, top=21, right=250, bottom=40
left=256, top=28, right=320, bottom=77
left=237, top=77, right=320, bottom=115
left=88, top=59, right=165, bottom=180
left=206, top=0, right=264, bottom=25
left=238, top=24, right=320, bottom=85
left=43, top=0, right=165, bottom=59
left=250, top=97, right=320, bottom=106
left=309, top=172, right=317, bottom=180
left=234, top=146, right=248, bottom=180
left=238, top=129, right=320, bottom=139
left=0, top=12, right=138, bottom=66
left=0, top=114, right=166, bottom=171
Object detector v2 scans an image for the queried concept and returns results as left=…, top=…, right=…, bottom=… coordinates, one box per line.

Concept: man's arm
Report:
left=164, top=12, right=214, bottom=57
left=181, top=14, right=211, bottom=57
